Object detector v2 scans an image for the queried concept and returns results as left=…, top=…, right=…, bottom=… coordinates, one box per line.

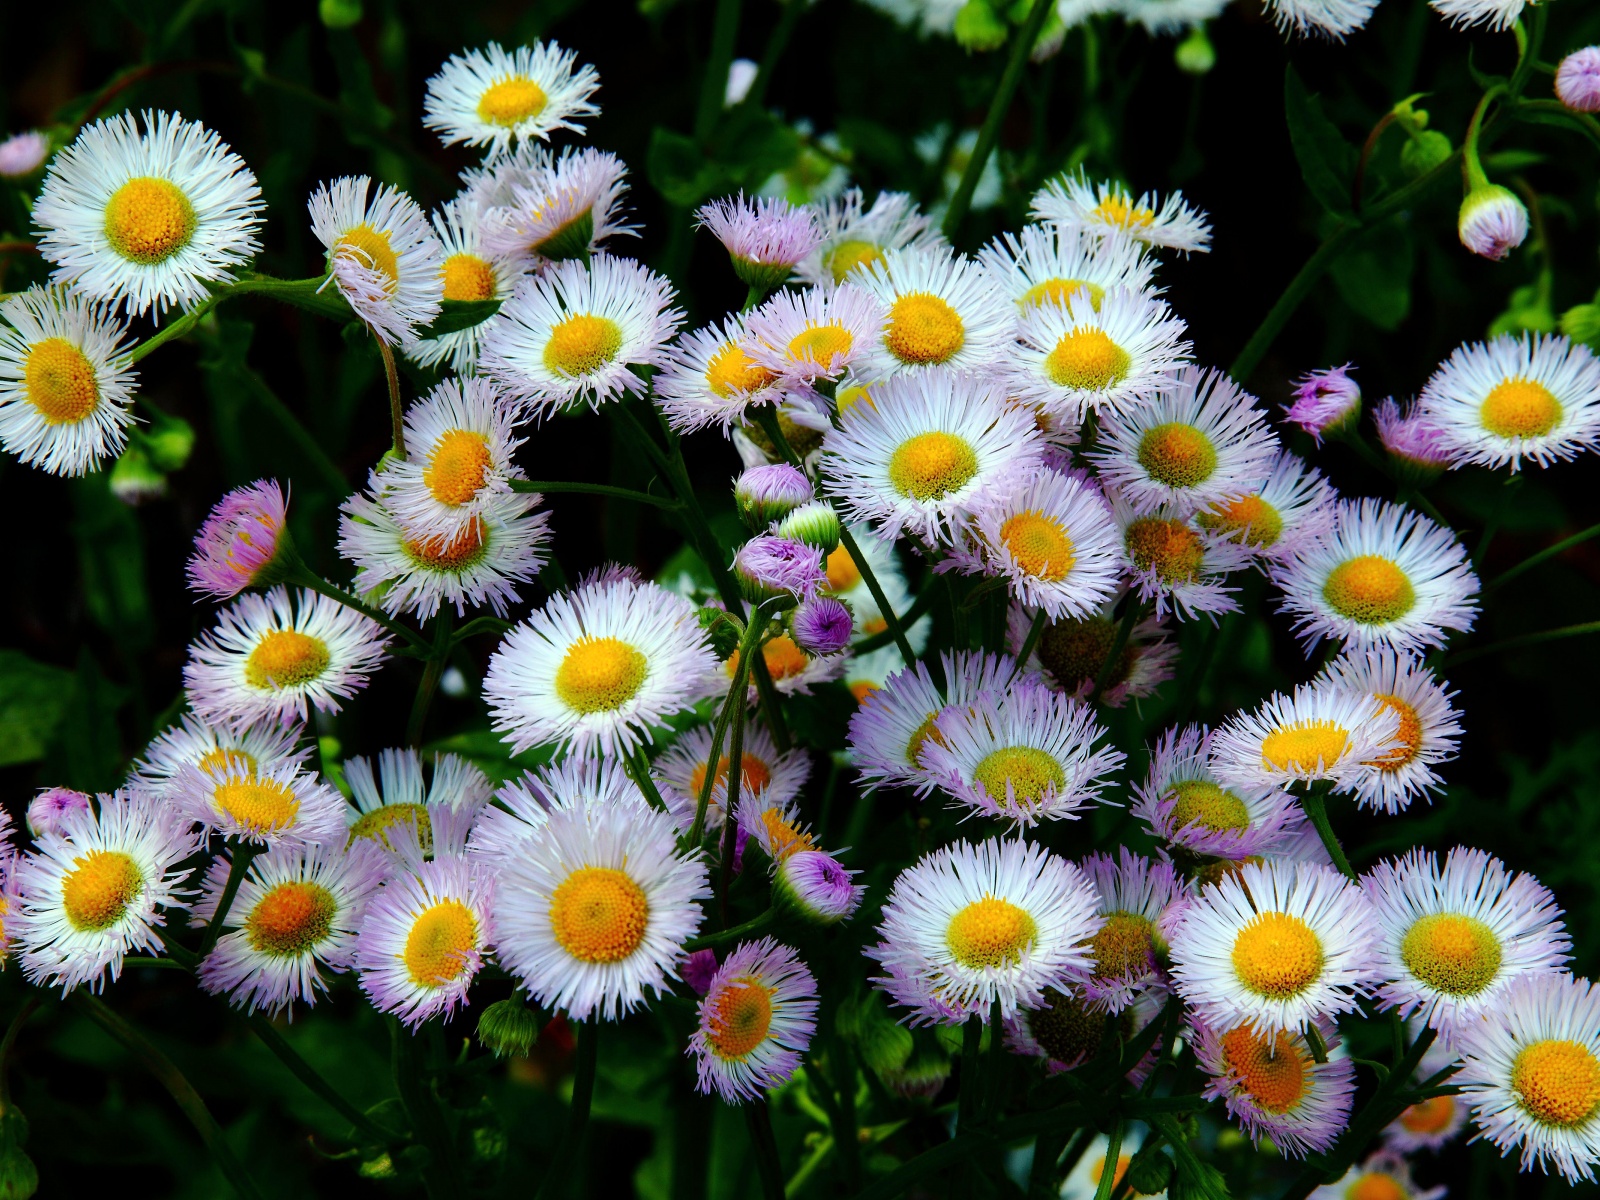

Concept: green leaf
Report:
left=43, top=651, right=129, bottom=793
left=1329, top=221, right=1414, bottom=330
left=421, top=299, right=501, bottom=338
left=1285, top=66, right=1355, bottom=217
left=71, top=473, right=152, bottom=653
left=646, top=127, right=725, bottom=208
left=0, top=651, right=75, bottom=769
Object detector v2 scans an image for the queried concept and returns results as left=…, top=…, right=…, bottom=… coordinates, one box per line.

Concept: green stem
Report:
left=200, top=842, right=261, bottom=957
left=1091, top=1121, right=1125, bottom=1200
left=941, top=0, right=1056, bottom=241
left=684, top=907, right=775, bottom=951
left=744, top=1097, right=786, bottom=1200
left=1088, top=600, right=1140, bottom=703
left=852, top=585, right=934, bottom=655
left=75, top=994, right=266, bottom=1200
left=688, top=615, right=761, bottom=848
left=128, top=275, right=333, bottom=364
left=717, top=670, right=751, bottom=923
left=694, top=0, right=744, bottom=142
left=289, top=565, right=425, bottom=650
left=1487, top=522, right=1600, bottom=591
left=0, top=998, right=41, bottom=1114
left=1298, top=784, right=1355, bottom=879
left=375, top=334, right=406, bottom=459
left=406, top=612, right=453, bottom=748
left=1442, top=620, right=1600, bottom=669
left=957, top=1014, right=983, bottom=1134
left=390, top=1020, right=453, bottom=1200
left=625, top=744, right=671, bottom=813
left=246, top=1015, right=399, bottom=1146
left=535, top=1017, right=600, bottom=1200
left=1463, top=85, right=1507, bottom=192
left=511, top=479, right=679, bottom=510
left=837, top=524, right=916, bottom=668
left=1010, top=607, right=1049, bottom=681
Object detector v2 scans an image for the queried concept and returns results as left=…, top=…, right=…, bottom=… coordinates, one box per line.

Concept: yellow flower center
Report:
left=1512, top=1039, right=1600, bottom=1129
left=103, top=176, right=195, bottom=264
left=1231, top=911, right=1324, bottom=998
left=888, top=431, right=978, bottom=501
left=555, top=636, right=648, bottom=714
left=23, top=338, right=100, bottom=424
left=1090, top=912, right=1154, bottom=980
left=1259, top=720, right=1351, bottom=773
left=424, top=428, right=493, bottom=506
left=1036, top=615, right=1135, bottom=690
left=1219, top=1024, right=1309, bottom=1113
left=549, top=866, right=649, bottom=964
left=334, top=224, right=399, bottom=291
left=848, top=680, right=878, bottom=704
left=946, top=896, right=1037, bottom=969
left=1093, top=194, right=1155, bottom=230
left=1020, top=277, right=1104, bottom=310
left=827, top=239, right=881, bottom=283
left=1399, top=1094, right=1458, bottom=1135
left=441, top=252, right=497, bottom=302
left=726, top=635, right=812, bottom=684
left=61, top=850, right=144, bottom=932
left=1400, top=913, right=1502, bottom=996
left=705, top=342, right=777, bottom=398
left=246, top=881, right=337, bottom=956
left=1138, top=422, right=1217, bottom=489
left=706, top=979, right=775, bottom=1060
left=348, top=802, right=432, bottom=852
left=836, top=383, right=874, bottom=421
left=1322, top=555, right=1416, bottom=625
left=1044, top=328, right=1130, bottom=391
left=885, top=293, right=965, bottom=365
left=476, top=76, right=549, bottom=126
left=1197, top=494, right=1284, bottom=548
left=245, top=630, right=331, bottom=691
left=824, top=544, right=862, bottom=593
left=1027, top=987, right=1108, bottom=1065
left=1367, top=694, right=1422, bottom=770
left=1125, top=517, right=1204, bottom=584
left=786, top=322, right=853, bottom=367
left=760, top=809, right=814, bottom=861
left=198, top=747, right=257, bottom=776
left=1347, top=1174, right=1407, bottom=1200
left=403, top=899, right=480, bottom=986
left=213, top=776, right=301, bottom=833
left=543, top=314, right=623, bottom=379
left=1481, top=377, right=1561, bottom=439
left=1168, top=779, right=1251, bottom=834
left=406, top=518, right=489, bottom=572
left=999, top=510, right=1076, bottom=580
left=972, top=746, right=1066, bottom=807
left=905, top=711, right=947, bottom=767
left=689, top=752, right=773, bottom=798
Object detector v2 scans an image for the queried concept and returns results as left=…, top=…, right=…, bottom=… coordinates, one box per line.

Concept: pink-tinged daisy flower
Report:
left=188, top=480, right=291, bottom=600
left=690, top=938, right=819, bottom=1102
left=1557, top=48, right=1600, bottom=114
left=1004, top=986, right=1165, bottom=1082
left=1455, top=972, right=1600, bottom=1184
left=869, top=838, right=1102, bottom=1025
left=422, top=41, right=599, bottom=157
left=1192, top=1014, right=1356, bottom=1158
left=129, top=713, right=306, bottom=801
left=734, top=793, right=821, bottom=871
left=11, top=791, right=198, bottom=994
left=742, top=282, right=885, bottom=386
left=1309, top=1151, right=1446, bottom=1200
left=978, top=222, right=1157, bottom=312
left=920, top=682, right=1125, bottom=828
left=1271, top=497, right=1479, bottom=653
left=309, top=175, right=444, bottom=347
left=1078, top=849, right=1188, bottom=1013
left=173, top=757, right=347, bottom=849
left=0, top=130, right=50, bottom=179
left=853, top=246, right=1014, bottom=378
left=26, top=788, right=92, bottom=839
left=407, top=198, right=527, bottom=372
left=195, top=841, right=386, bottom=1016
left=1168, top=859, right=1379, bottom=1036
left=1030, top=172, right=1211, bottom=254
left=1317, top=647, right=1462, bottom=815
left=734, top=464, right=813, bottom=528
left=342, top=748, right=493, bottom=855
left=793, top=188, right=946, bottom=289
left=183, top=586, right=391, bottom=731
left=654, top=314, right=785, bottom=434
left=773, top=851, right=864, bottom=926
left=1194, top=449, right=1336, bottom=562
left=732, top=535, right=826, bottom=603
left=468, top=757, right=648, bottom=868
left=1374, top=397, right=1453, bottom=484
left=655, top=723, right=809, bottom=838
left=1209, top=681, right=1401, bottom=791
left=356, top=856, right=494, bottom=1027
left=697, top=194, right=824, bottom=293
left=481, top=146, right=635, bottom=266
left=1131, top=725, right=1298, bottom=864
left=1283, top=364, right=1360, bottom=443
left=479, top=255, right=682, bottom=418
left=1006, top=599, right=1177, bottom=707
left=1363, top=846, right=1570, bottom=1042
left=484, top=572, right=719, bottom=758
left=1109, top=489, right=1252, bottom=622
left=493, top=790, right=709, bottom=1021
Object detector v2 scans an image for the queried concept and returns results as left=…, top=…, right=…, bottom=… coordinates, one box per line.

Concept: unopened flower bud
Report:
left=1283, top=364, right=1360, bottom=444
left=1458, top=184, right=1528, bottom=262
left=1174, top=28, right=1215, bottom=75
left=696, top=194, right=823, bottom=297
left=187, top=480, right=294, bottom=600
left=27, top=787, right=91, bottom=838
left=733, top=535, right=825, bottom=605
left=954, top=0, right=1008, bottom=51
left=1557, top=48, right=1600, bottom=114
left=1124, top=1144, right=1174, bottom=1196
left=774, top=500, right=841, bottom=553
left=477, top=995, right=542, bottom=1059
left=1373, top=397, right=1452, bottom=486
left=109, top=444, right=168, bottom=506
left=1561, top=302, right=1600, bottom=349
left=0, top=131, right=50, bottom=180
left=143, top=412, right=196, bottom=472
left=682, top=948, right=719, bottom=996
left=774, top=849, right=865, bottom=925
left=789, top=595, right=853, bottom=657
left=1400, top=129, right=1452, bottom=179
left=734, top=464, right=813, bottom=531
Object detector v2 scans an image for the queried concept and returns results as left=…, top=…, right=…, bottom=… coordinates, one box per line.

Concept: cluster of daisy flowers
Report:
left=4, top=27, right=1600, bottom=1199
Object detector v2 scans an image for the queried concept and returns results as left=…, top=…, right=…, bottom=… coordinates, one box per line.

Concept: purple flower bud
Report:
left=1458, top=184, right=1528, bottom=262
left=774, top=850, right=865, bottom=925
left=732, top=535, right=826, bottom=604
left=734, top=464, right=813, bottom=530
left=681, top=948, right=720, bottom=996
left=790, top=595, right=853, bottom=657
left=1283, top=365, right=1361, bottom=443
left=187, top=480, right=291, bottom=600
left=1557, top=48, right=1600, bottom=114
left=28, top=787, right=92, bottom=838
left=1374, top=397, right=1453, bottom=484
left=696, top=193, right=824, bottom=293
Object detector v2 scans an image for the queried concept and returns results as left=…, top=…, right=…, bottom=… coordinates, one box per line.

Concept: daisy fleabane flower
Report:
left=742, top=283, right=885, bottom=386
left=1005, top=987, right=1165, bottom=1082
left=1284, top=364, right=1361, bottom=443
left=1428, top=0, right=1524, bottom=32
left=422, top=41, right=599, bottom=157
left=342, top=747, right=493, bottom=853
left=690, top=938, right=819, bottom=1103
left=1006, top=599, right=1177, bottom=707
left=1109, top=489, right=1251, bottom=622
left=183, top=586, right=392, bottom=731
left=309, top=175, right=444, bottom=346
left=481, top=146, right=635, bottom=266
left=1455, top=972, right=1600, bottom=1184
left=407, top=198, right=524, bottom=372
left=1210, top=681, right=1401, bottom=790
left=0, top=285, right=138, bottom=476
left=1309, top=1151, right=1445, bottom=1200
left=27, top=788, right=92, bottom=839
left=11, top=791, right=198, bottom=994
left=33, top=110, right=263, bottom=317
left=977, top=222, right=1157, bottom=312
left=1030, top=172, right=1211, bottom=254
left=654, top=314, right=783, bottom=434
left=1374, top=397, right=1453, bottom=483
left=697, top=194, right=824, bottom=293
left=196, top=842, right=386, bottom=1016
left=480, top=255, right=682, bottom=418
left=1194, top=450, right=1335, bottom=562
left=1363, top=847, right=1570, bottom=1041
left=1078, top=850, right=1188, bottom=1013
left=1557, top=48, right=1600, bottom=114
left=1266, top=0, right=1379, bottom=37
left=469, top=757, right=648, bottom=868
left=129, top=713, right=305, bottom=801
left=174, top=756, right=348, bottom=849
left=1133, top=724, right=1299, bottom=864
left=1168, top=858, right=1379, bottom=1036
left=1417, top=333, right=1600, bottom=472
left=357, top=856, right=495, bottom=1027
left=187, top=480, right=290, bottom=600
left=793, top=188, right=946, bottom=289
left=0, top=130, right=50, bottom=179
left=854, top=246, right=1014, bottom=378
left=655, top=723, right=809, bottom=837
left=1272, top=497, right=1479, bottom=653
left=493, top=789, right=710, bottom=1021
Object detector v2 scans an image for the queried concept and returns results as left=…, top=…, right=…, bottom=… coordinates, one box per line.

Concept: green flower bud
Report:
left=108, top=444, right=167, bottom=506
left=477, top=995, right=542, bottom=1059
left=1175, top=28, right=1215, bottom=76
left=1400, top=129, right=1453, bottom=179
left=142, top=411, right=195, bottom=472
left=954, top=0, right=1008, bottom=51
left=319, top=0, right=363, bottom=28
left=775, top=501, right=841, bottom=554
left=1561, top=303, right=1600, bottom=349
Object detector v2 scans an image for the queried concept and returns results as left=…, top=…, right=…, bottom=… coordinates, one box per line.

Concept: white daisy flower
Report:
left=1263, top=0, right=1379, bottom=36
left=941, top=468, right=1126, bottom=620
left=793, top=188, right=947, bottom=289
left=422, top=40, right=600, bottom=156
left=1132, top=724, right=1299, bottom=864
left=1109, top=489, right=1252, bottom=621
left=820, top=368, right=1044, bottom=545
left=654, top=313, right=784, bottom=434
left=1417, top=334, right=1600, bottom=472
left=342, top=747, right=493, bottom=853
left=1316, top=647, right=1463, bottom=814
left=1006, top=598, right=1178, bottom=708
left=977, top=223, right=1157, bottom=312
left=182, top=586, right=392, bottom=731
left=853, top=246, right=1014, bottom=377
left=1272, top=497, right=1480, bottom=653
left=1309, top=1151, right=1446, bottom=1200
left=173, top=755, right=347, bottom=849
left=481, top=146, right=635, bottom=266
left=33, top=110, right=263, bottom=317
left=309, top=175, right=444, bottom=346
left=1030, top=173, right=1211, bottom=254
left=493, top=789, right=710, bottom=1021
left=129, top=713, right=306, bottom=801
left=479, top=255, right=682, bottom=418
left=1428, top=0, right=1524, bottom=32
left=655, top=723, right=810, bottom=837
left=0, top=285, right=138, bottom=476
left=870, top=838, right=1102, bottom=1025
left=356, top=856, right=494, bottom=1027
left=1194, top=449, right=1336, bottom=562
left=920, top=682, right=1125, bottom=828
left=1078, top=850, right=1188, bottom=1014
left=690, top=937, right=819, bottom=1103
left=196, top=841, right=386, bottom=1016
left=1210, top=681, right=1401, bottom=791
left=1168, top=858, right=1379, bottom=1036
left=407, top=199, right=525, bottom=372
left=1363, top=847, right=1570, bottom=1041
left=1091, top=366, right=1278, bottom=517
left=468, top=757, right=648, bottom=868
left=1455, top=973, right=1600, bottom=1184
left=483, top=572, right=720, bottom=758
left=1010, top=287, right=1191, bottom=422
left=11, top=791, right=197, bottom=993
left=742, top=282, right=886, bottom=386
